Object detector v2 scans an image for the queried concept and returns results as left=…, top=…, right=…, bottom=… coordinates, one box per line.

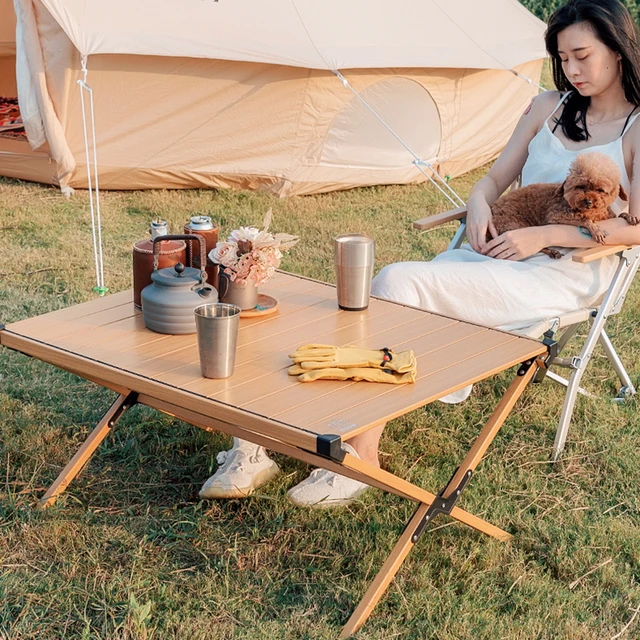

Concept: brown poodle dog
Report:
left=490, top=152, right=638, bottom=259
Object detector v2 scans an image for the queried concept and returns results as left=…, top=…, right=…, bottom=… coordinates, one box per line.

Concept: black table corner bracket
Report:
left=533, top=330, right=559, bottom=383
left=316, top=434, right=346, bottom=462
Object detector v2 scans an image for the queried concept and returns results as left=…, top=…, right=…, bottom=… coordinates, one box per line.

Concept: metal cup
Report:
left=334, top=234, right=375, bottom=311
left=194, top=303, right=242, bottom=378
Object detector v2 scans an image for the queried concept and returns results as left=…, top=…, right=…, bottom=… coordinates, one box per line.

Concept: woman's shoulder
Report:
left=529, top=90, right=567, bottom=119
left=518, top=90, right=566, bottom=135
left=623, top=104, right=640, bottom=140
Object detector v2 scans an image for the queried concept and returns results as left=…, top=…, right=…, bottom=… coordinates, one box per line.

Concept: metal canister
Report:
left=132, top=236, right=186, bottom=310
left=150, top=219, right=168, bottom=239
left=184, top=215, right=219, bottom=289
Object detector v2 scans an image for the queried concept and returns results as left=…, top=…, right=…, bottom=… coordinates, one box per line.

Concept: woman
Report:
left=200, top=0, right=640, bottom=507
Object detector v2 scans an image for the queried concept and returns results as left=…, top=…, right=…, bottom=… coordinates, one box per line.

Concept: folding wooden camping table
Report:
left=0, top=271, right=548, bottom=637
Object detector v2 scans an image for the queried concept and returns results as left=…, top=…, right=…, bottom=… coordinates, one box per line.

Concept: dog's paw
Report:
left=621, top=213, right=640, bottom=226
left=591, top=228, right=608, bottom=244
left=542, top=248, right=563, bottom=259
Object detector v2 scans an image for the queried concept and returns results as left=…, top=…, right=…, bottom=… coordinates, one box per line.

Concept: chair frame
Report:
left=414, top=206, right=640, bottom=460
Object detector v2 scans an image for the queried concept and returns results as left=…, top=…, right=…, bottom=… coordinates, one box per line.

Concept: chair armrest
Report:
left=413, top=207, right=467, bottom=231
left=572, top=244, right=633, bottom=263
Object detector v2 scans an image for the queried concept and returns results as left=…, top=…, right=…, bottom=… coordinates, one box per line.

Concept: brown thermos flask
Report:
left=132, top=219, right=187, bottom=310
left=184, top=215, right=219, bottom=289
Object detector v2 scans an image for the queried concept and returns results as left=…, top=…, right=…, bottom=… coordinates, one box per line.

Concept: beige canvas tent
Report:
left=0, top=0, right=545, bottom=196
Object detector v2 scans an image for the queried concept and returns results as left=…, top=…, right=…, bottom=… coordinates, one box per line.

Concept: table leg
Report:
left=441, top=357, right=540, bottom=501
left=339, top=503, right=428, bottom=639
left=39, top=391, right=137, bottom=509
left=340, top=358, right=541, bottom=638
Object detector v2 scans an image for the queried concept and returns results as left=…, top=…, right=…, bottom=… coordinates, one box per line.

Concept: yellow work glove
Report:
left=288, top=364, right=416, bottom=384
left=288, top=344, right=416, bottom=373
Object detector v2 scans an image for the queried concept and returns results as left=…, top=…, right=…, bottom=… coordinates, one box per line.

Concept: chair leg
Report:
left=447, top=221, right=467, bottom=251
left=551, top=250, right=640, bottom=459
left=552, top=363, right=590, bottom=461
left=545, top=370, right=595, bottom=398
left=551, top=324, right=598, bottom=461
left=598, top=329, right=637, bottom=398
left=554, top=322, right=582, bottom=355
left=545, top=322, right=590, bottom=460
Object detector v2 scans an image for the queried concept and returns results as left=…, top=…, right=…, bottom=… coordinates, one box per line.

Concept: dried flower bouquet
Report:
left=209, top=209, right=299, bottom=286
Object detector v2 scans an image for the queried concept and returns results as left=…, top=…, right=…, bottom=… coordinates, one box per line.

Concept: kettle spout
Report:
left=197, top=285, right=216, bottom=299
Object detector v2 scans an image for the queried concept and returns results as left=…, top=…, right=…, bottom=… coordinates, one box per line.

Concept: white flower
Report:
left=210, top=241, right=237, bottom=268
left=229, top=226, right=261, bottom=244
left=251, top=229, right=278, bottom=250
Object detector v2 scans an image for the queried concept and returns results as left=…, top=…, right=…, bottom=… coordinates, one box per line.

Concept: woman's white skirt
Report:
left=371, top=245, right=618, bottom=338
left=371, top=246, right=618, bottom=402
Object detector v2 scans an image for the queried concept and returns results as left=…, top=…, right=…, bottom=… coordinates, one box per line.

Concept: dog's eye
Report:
left=596, top=188, right=605, bottom=193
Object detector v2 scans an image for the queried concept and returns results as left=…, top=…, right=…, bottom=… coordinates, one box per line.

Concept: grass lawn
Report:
left=2, top=71, right=640, bottom=639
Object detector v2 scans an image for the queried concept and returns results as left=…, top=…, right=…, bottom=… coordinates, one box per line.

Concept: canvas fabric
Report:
left=0, top=0, right=545, bottom=194
left=36, top=0, right=546, bottom=71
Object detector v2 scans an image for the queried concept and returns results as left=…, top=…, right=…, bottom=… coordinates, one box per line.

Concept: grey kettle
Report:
left=141, top=234, right=217, bottom=334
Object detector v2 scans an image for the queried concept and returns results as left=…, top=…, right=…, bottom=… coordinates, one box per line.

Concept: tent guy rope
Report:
left=332, top=70, right=466, bottom=209
left=291, top=0, right=542, bottom=209
left=78, top=56, right=108, bottom=296
left=289, top=0, right=467, bottom=207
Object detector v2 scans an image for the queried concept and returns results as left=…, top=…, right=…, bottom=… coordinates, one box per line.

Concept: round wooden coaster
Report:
left=240, top=294, right=279, bottom=318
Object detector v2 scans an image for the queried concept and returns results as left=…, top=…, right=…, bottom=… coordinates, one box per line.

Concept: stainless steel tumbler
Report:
left=194, top=303, right=242, bottom=378
left=334, top=234, right=375, bottom=311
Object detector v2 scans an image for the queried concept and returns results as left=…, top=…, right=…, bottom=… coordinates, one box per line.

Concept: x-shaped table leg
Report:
left=338, top=358, right=540, bottom=638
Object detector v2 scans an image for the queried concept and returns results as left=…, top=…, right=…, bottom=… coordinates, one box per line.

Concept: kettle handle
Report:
left=152, top=234, right=208, bottom=283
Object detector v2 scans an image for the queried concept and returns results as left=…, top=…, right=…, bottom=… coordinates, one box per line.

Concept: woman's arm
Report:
left=482, top=219, right=640, bottom=261
left=483, top=115, right=640, bottom=260
left=546, top=217, right=640, bottom=246
left=466, top=91, right=561, bottom=253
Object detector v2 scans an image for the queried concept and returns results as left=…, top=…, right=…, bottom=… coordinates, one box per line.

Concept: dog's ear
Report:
left=618, top=184, right=629, bottom=201
left=555, top=180, right=566, bottom=197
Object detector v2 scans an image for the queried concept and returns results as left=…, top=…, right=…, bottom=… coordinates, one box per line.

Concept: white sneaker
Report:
left=287, top=443, right=370, bottom=508
left=199, top=438, right=280, bottom=499
left=438, top=384, right=473, bottom=404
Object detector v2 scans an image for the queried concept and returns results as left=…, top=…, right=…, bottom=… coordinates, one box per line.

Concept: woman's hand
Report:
left=466, top=197, right=498, bottom=253
left=482, top=227, right=549, bottom=261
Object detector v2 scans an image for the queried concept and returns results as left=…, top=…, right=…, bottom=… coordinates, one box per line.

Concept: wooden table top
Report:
left=1, top=271, right=546, bottom=441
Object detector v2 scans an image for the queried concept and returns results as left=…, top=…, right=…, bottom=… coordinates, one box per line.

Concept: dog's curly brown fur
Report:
left=490, top=152, right=637, bottom=258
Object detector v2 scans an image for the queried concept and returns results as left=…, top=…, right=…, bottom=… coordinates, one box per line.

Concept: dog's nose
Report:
left=584, top=199, right=592, bottom=208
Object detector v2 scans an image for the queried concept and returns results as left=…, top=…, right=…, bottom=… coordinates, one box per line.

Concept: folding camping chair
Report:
left=414, top=206, right=640, bottom=460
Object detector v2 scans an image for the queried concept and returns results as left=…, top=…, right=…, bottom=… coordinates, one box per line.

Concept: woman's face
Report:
left=557, top=21, right=622, bottom=97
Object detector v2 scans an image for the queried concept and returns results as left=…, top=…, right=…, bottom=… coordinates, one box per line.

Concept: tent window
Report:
left=320, top=77, right=440, bottom=169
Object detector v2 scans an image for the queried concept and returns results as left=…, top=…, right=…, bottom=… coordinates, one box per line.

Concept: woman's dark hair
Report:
left=545, top=0, right=640, bottom=141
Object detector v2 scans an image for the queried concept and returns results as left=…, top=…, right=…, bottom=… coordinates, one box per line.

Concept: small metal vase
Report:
left=220, top=277, right=259, bottom=310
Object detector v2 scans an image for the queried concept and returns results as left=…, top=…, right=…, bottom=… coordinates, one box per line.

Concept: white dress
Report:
left=371, top=93, right=637, bottom=339
left=371, top=93, right=638, bottom=402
